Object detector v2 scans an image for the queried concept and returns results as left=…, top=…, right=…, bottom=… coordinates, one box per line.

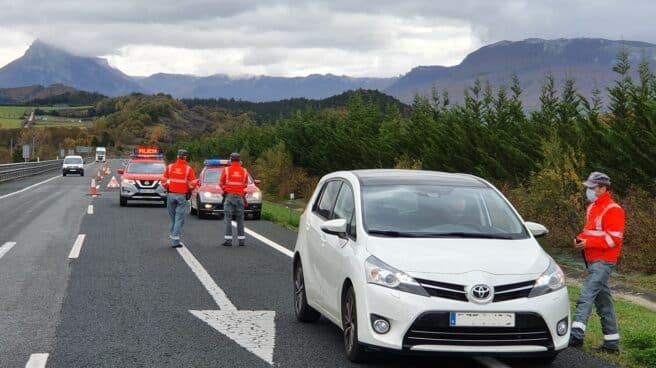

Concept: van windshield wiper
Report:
left=416, top=232, right=515, bottom=239
left=367, top=230, right=421, bottom=237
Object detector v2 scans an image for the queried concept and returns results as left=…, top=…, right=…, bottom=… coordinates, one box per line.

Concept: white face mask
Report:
left=586, top=188, right=598, bottom=202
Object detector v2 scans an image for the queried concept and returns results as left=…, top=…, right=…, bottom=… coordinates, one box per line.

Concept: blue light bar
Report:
left=204, top=159, right=230, bottom=166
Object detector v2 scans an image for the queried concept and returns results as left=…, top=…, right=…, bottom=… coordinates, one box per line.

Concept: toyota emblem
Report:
left=468, top=284, right=493, bottom=304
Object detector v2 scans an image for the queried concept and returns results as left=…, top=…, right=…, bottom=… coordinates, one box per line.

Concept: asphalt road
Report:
left=0, top=160, right=618, bottom=368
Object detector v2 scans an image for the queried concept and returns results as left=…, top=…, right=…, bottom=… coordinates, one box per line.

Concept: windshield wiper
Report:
left=416, top=232, right=515, bottom=239
left=368, top=230, right=421, bottom=238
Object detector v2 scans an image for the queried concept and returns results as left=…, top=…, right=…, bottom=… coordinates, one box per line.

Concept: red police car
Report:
left=190, top=159, right=262, bottom=219
left=117, top=147, right=167, bottom=207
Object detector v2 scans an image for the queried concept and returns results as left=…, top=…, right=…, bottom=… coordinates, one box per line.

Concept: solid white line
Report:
left=25, top=353, right=49, bottom=368
left=68, top=234, right=86, bottom=259
left=87, top=205, right=94, bottom=215
left=0, top=242, right=17, bottom=260
left=474, top=356, right=512, bottom=368
left=0, top=176, right=59, bottom=200
left=176, top=246, right=237, bottom=311
left=231, top=221, right=293, bottom=258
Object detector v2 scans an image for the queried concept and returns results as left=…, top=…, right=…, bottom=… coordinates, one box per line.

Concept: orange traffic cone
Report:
left=107, top=176, right=120, bottom=188
left=96, top=170, right=103, bottom=182
left=87, top=178, right=100, bottom=196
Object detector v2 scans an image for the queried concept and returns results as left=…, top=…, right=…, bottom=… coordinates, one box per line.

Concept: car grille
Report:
left=403, top=312, right=553, bottom=349
left=415, top=278, right=535, bottom=303
left=136, top=180, right=159, bottom=188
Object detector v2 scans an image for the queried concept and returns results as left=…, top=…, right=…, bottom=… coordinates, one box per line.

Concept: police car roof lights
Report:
left=204, top=159, right=230, bottom=166
left=131, top=146, right=163, bottom=159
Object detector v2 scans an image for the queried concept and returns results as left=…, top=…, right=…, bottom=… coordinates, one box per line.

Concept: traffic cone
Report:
left=104, top=166, right=111, bottom=175
left=87, top=178, right=100, bottom=196
left=96, top=170, right=103, bottom=182
left=107, top=176, right=120, bottom=188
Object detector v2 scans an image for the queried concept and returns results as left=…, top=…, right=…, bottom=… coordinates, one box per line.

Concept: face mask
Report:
left=586, top=188, right=598, bottom=202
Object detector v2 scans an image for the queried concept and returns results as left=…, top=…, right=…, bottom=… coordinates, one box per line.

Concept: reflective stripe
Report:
left=237, top=236, right=246, bottom=240
left=595, top=203, right=621, bottom=230
left=605, top=234, right=616, bottom=248
left=572, top=321, right=586, bottom=331
left=583, top=230, right=606, bottom=236
left=604, top=333, right=620, bottom=341
left=169, top=235, right=180, bottom=240
left=224, top=236, right=232, bottom=240
left=608, top=231, right=624, bottom=238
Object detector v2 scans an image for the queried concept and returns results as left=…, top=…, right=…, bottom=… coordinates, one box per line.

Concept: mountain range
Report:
left=1, top=38, right=655, bottom=107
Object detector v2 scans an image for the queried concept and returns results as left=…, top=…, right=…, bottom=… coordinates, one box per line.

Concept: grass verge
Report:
left=262, top=200, right=302, bottom=231
left=569, top=285, right=656, bottom=368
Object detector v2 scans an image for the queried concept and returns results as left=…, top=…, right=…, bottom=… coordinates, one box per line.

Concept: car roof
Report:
left=351, top=169, right=488, bottom=187
left=64, top=155, right=83, bottom=159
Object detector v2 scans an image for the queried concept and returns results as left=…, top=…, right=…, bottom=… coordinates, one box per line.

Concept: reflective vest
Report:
left=162, top=159, right=197, bottom=194
left=578, top=192, right=625, bottom=263
left=220, top=162, right=248, bottom=196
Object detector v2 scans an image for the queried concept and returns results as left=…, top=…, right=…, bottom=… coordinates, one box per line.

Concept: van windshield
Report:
left=362, top=184, right=528, bottom=239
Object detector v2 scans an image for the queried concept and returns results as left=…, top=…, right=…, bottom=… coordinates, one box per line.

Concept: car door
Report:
left=304, top=180, right=342, bottom=308
left=321, top=181, right=356, bottom=319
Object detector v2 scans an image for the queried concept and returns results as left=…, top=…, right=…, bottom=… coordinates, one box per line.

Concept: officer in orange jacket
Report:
left=570, top=172, right=625, bottom=353
left=161, top=149, right=197, bottom=248
left=220, top=152, right=249, bottom=246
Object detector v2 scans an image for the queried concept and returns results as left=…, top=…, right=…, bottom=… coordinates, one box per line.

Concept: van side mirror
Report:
left=525, top=221, right=549, bottom=238
left=321, top=219, right=348, bottom=239
left=117, top=168, right=124, bottom=175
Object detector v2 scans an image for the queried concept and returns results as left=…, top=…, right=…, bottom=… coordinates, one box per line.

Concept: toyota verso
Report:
left=292, top=170, right=570, bottom=364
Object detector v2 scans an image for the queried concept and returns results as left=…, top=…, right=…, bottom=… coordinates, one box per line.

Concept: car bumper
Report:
left=63, top=167, right=84, bottom=173
left=357, top=284, right=570, bottom=355
left=120, top=184, right=166, bottom=200
left=199, top=202, right=262, bottom=214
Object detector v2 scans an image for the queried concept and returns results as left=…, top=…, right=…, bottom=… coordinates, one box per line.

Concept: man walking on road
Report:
left=162, top=149, right=197, bottom=248
left=570, top=172, right=625, bottom=354
left=220, top=152, right=249, bottom=247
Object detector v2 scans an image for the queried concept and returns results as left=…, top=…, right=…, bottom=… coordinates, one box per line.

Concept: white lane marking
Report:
left=87, top=205, right=94, bottom=215
left=0, top=242, right=17, bottom=260
left=0, top=176, right=59, bottom=200
left=176, top=246, right=237, bottom=311
left=474, top=356, right=512, bottom=368
left=68, top=234, right=86, bottom=259
left=25, top=353, right=49, bottom=368
left=231, top=221, right=293, bottom=258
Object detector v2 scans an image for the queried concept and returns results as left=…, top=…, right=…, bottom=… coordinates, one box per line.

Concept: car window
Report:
left=332, top=184, right=356, bottom=239
left=63, top=157, right=83, bottom=164
left=203, top=170, right=221, bottom=183
left=314, top=180, right=342, bottom=219
left=127, top=162, right=165, bottom=174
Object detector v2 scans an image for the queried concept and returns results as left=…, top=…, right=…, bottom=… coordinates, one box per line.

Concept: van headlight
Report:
left=529, top=258, right=566, bottom=298
left=365, top=256, right=428, bottom=297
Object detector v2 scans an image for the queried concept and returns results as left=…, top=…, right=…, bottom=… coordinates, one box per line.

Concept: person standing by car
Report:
left=220, top=152, right=249, bottom=247
left=570, top=172, right=625, bottom=354
left=161, top=149, right=197, bottom=248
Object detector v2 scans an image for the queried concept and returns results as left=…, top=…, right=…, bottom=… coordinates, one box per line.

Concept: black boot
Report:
left=222, top=240, right=232, bottom=247
left=568, top=336, right=583, bottom=348
left=594, top=345, right=620, bottom=355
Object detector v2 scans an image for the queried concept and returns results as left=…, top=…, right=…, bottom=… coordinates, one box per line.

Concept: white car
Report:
left=293, top=170, right=569, bottom=363
left=62, top=155, right=84, bottom=176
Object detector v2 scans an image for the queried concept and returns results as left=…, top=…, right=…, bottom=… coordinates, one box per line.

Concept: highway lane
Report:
left=0, top=160, right=617, bottom=367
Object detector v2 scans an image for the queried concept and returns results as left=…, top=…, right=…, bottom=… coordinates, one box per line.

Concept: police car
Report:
left=190, top=159, right=263, bottom=219
left=117, top=147, right=167, bottom=207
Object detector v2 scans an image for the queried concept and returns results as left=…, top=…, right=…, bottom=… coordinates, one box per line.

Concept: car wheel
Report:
left=343, top=286, right=368, bottom=363
left=190, top=198, right=198, bottom=215
left=81, top=171, right=84, bottom=177
left=253, top=211, right=262, bottom=220
left=119, top=197, right=127, bottom=207
left=293, top=260, right=321, bottom=323
left=63, top=171, right=67, bottom=176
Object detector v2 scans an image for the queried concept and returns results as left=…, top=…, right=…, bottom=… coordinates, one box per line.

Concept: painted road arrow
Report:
left=176, top=246, right=276, bottom=365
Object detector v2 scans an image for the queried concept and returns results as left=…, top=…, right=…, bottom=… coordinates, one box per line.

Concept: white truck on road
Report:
left=95, top=147, right=106, bottom=162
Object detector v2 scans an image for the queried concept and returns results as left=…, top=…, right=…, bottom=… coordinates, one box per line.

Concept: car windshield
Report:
left=362, top=184, right=528, bottom=239
left=63, top=157, right=83, bottom=164
left=127, top=162, right=165, bottom=174
left=203, top=170, right=221, bottom=183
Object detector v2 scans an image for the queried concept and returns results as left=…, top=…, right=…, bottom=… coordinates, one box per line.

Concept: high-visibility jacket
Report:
left=578, top=192, right=625, bottom=263
left=162, top=159, right=197, bottom=194
left=220, top=162, right=248, bottom=196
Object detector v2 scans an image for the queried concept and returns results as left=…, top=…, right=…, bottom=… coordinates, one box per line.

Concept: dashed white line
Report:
left=25, top=353, right=49, bottom=368
left=68, top=234, right=86, bottom=259
left=231, top=221, right=293, bottom=258
left=87, top=205, right=94, bottom=215
left=0, top=241, right=17, bottom=260
left=474, top=356, right=512, bottom=368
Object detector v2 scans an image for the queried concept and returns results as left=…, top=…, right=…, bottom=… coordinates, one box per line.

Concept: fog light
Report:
left=371, top=316, right=390, bottom=334
left=204, top=204, right=213, bottom=209
left=557, top=318, right=569, bottom=336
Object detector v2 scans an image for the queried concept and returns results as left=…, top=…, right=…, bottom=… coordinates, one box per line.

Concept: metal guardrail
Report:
left=0, top=158, right=95, bottom=183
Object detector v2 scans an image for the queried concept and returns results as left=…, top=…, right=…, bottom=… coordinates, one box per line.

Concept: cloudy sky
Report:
left=0, top=0, right=654, bottom=77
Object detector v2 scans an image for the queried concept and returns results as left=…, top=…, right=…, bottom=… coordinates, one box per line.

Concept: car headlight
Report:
left=364, top=256, right=429, bottom=297
left=247, top=191, right=262, bottom=201
left=201, top=191, right=222, bottom=200
left=529, top=258, right=566, bottom=298
left=122, top=179, right=135, bottom=185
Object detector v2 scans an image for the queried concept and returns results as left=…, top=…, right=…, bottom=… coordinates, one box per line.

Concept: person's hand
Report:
left=574, top=238, right=586, bottom=249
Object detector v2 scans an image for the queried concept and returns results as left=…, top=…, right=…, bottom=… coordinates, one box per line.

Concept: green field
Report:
left=0, top=106, right=29, bottom=119
left=0, top=117, right=23, bottom=128
left=0, top=105, right=93, bottom=129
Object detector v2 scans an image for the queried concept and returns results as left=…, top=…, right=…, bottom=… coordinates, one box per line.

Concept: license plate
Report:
left=449, top=312, right=515, bottom=327
left=140, top=189, right=156, bottom=194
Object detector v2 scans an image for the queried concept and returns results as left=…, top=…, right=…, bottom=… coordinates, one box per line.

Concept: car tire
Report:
left=80, top=171, right=84, bottom=177
left=253, top=211, right=261, bottom=220
left=293, top=260, right=321, bottom=323
left=342, top=286, right=368, bottom=363
left=119, top=197, right=127, bottom=207
left=190, top=198, right=198, bottom=215
left=62, top=172, right=67, bottom=176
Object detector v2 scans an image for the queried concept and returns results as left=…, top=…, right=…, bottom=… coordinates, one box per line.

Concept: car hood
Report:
left=198, top=184, right=222, bottom=193
left=365, top=237, right=548, bottom=276
left=122, top=173, right=162, bottom=180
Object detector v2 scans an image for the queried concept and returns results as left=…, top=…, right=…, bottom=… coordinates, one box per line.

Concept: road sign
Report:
left=22, top=145, right=30, bottom=161
left=60, top=149, right=65, bottom=158
left=67, top=149, right=75, bottom=156
left=76, top=146, right=90, bottom=153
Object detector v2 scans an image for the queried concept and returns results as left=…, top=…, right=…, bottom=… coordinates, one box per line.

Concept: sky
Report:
left=0, top=0, right=655, bottom=78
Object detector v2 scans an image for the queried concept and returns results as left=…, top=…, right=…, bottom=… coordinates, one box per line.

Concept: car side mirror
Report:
left=117, top=168, right=124, bottom=175
left=321, top=219, right=348, bottom=239
left=254, top=179, right=261, bottom=186
left=525, top=221, right=549, bottom=238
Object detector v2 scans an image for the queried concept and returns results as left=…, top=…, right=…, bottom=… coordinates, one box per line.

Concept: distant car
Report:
left=62, top=155, right=84, bottom=176
left=190, top=159, right=262, bottom=219
left=117, top=147, right=166, bottom=207
left=293, top=169, right=569, bottom=364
